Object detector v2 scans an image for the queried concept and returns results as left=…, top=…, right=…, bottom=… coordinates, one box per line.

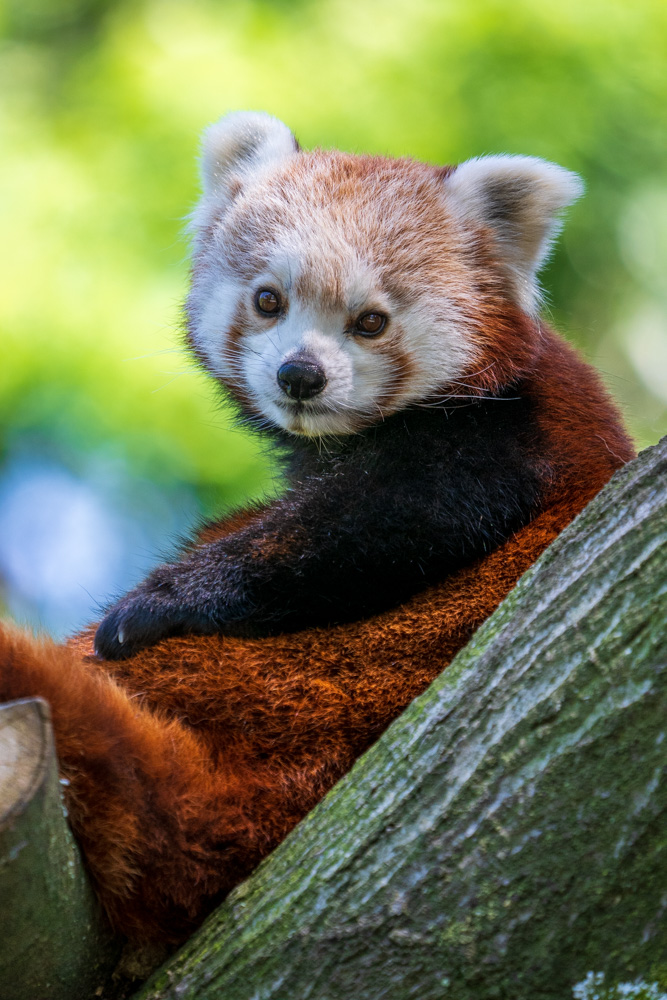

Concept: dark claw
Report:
left=94, top=600, right=181, bottom=661
left=94, top=587, right=218, bottom=660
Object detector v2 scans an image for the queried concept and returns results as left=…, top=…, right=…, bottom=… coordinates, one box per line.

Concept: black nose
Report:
left=277, top=357, right=327, bottom=400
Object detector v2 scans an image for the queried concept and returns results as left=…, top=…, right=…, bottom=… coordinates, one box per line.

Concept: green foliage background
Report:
left=0, top=0, right=666, bottom=629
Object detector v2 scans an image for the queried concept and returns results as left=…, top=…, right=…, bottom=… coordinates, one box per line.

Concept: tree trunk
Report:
left=0, top=697, right=121, bottom=1000
left=135, top=436, right=667, bottom=1000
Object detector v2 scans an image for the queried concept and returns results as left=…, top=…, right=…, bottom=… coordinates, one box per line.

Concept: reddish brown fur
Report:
left=0, top=338, right=633, bottom=946
left=220, top=153, right=471, bottom=294
left=374, top=332, right=416, bottom=410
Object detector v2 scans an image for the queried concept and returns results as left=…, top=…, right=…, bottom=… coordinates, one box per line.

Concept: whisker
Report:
left=419, top=393, right=520, bottom=406
left=152, top=374, right=185, bottom=393
left=124, top=348, right=183, bottom=361
left=452, top=362, right=497, bottom=381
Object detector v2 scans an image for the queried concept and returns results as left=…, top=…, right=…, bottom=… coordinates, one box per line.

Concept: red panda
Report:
left=0, top=112, right=634, bottom=946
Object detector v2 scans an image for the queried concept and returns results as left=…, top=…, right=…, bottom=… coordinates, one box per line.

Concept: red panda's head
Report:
left=186, top=112, right=582, bottom=436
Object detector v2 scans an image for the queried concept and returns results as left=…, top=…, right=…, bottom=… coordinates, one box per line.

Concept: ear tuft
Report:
left=445, top=155, right=584, bottom=315
left=200, top=111, right=298, bottom=201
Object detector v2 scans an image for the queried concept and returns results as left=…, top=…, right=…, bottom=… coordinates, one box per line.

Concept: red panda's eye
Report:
left=255, top=289, right=281, bottom=315
left=356, top=312, right=387, bottom=336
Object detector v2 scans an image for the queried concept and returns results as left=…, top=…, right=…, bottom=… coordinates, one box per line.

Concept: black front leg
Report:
left=94, top=494, right=343, bottom=660
left=94, top=565, right=219, bottom=660
left=95, top=400, right=545, bottom=660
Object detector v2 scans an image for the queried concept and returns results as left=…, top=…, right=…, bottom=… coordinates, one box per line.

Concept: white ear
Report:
left=445, top=155, right=584, bottom=315
left=200, top=111, right=298, bottom=200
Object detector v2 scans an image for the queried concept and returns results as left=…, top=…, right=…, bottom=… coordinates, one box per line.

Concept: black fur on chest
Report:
left=231, top=383, right=552, bottom=628
left=279, top=385, right=546, bottom=548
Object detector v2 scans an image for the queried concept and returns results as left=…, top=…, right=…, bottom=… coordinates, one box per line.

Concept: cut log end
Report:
left=0, top=697, right=52, bottom=824
left=0, top=698, right=122, bottom=1000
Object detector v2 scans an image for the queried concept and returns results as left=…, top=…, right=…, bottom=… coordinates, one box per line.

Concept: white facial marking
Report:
left=193, top=275, right=243, bottom=378
left=241, top=303, right=358, bottom=436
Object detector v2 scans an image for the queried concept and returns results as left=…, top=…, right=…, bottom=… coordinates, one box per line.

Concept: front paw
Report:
left=94, top=593, right=187, bottom=661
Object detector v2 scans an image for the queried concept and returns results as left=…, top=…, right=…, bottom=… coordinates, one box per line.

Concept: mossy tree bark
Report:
left=0, top=698, right=121, bottom=1000
left=135, top=436, right=667, bottom=1000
